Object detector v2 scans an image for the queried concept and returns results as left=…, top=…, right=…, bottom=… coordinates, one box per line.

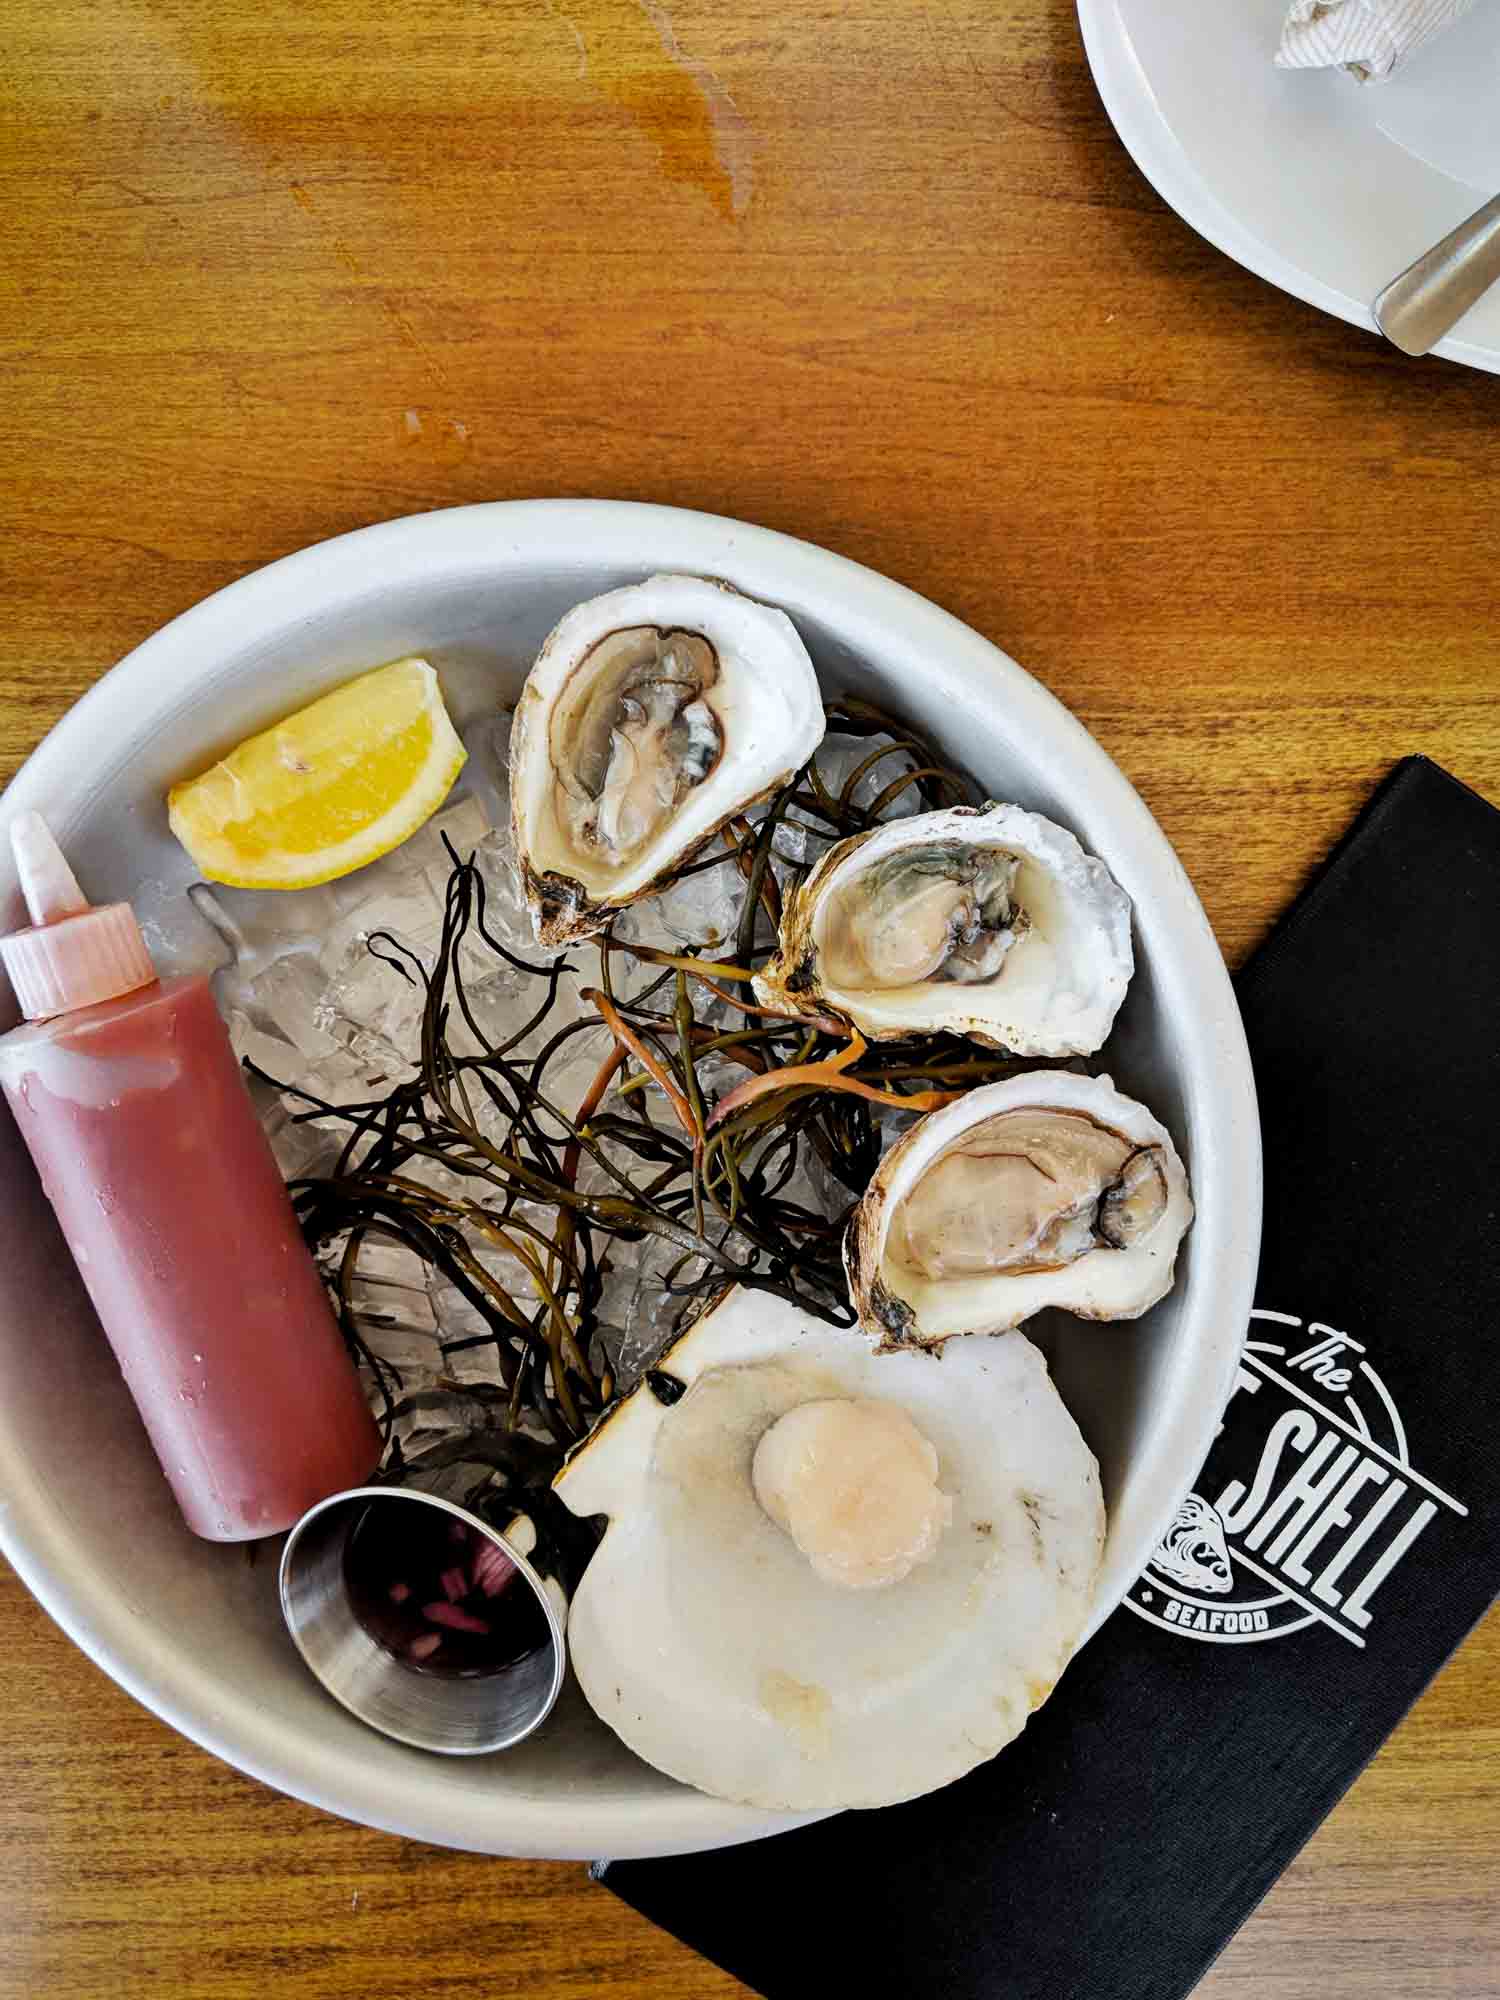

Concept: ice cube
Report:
left=322, top=1232, right=446, bottom=1382
left=199, top=880, right=357, bottom=964
left=430, top=1281, right=489, bottom=1342
left=456, top=1225, right=541, bottom=1312
left=757, top=1151, right=853, bottom=1233
left=227, top=988, right=404, bottom=1113
left=572, top=1146, right=630, bottom=1207
left=395, top=1151, right=483, bottom=1209
left=471, top=828, right=540, bottom=960
left=429, top=1282, right=516, bottom=1389
left=447, top=969, right=536, bottom=1056
left=815, top=732, right=920, bottom=818
left=349, top=1235, right=435, bottom=1304
left=431, top=1274, right=513, bottom=1336
left=593, top=1259, right=641, bottom=1332
left=360, top=1240, right=434, bottom=1288
left=590, top=1266, right=639, bottom=1394
left=527, top=1024, right=617, bottom=1139
left=351, top=1296, right=440, bottom=1355
left=457, top=711, right=515, bottom=833
left=257, top=1094, right=344, bottom=1181
left=320, top=880, right=444, bottom=974
left=690, top=1047, right=752, bottom=1111
left=243, top=953, right=342, bottom=1062
left=132, top=878, right=229, bottom=979
left=615, top=861, right=743, bottom=956
left=869, top=1103, right=922, bottom=1167
left=226, top=1008, right=300, bottom=1082
left=353, top=1314, right=444, bottom=1379
left=380, top=1382, right=516, bottom=1466
left=409, top=793, right=492, bottom=904
left=292, top=1049, right=401, bottom=1109
left=315, top=932, right=429, bottom=1070
left=770, top=818, right=816, bottom=867
left=595, top=1231, right=708, bottom=1391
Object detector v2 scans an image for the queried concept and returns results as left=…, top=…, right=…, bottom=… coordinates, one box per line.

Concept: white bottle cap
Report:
left=0, top=812, right=157, bottom=1021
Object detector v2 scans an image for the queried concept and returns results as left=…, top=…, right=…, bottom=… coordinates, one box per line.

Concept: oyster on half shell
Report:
left=510, top=575, right=824, bottom=943
left=753, top=803, right=1133, bottom=1055
left=846, top=1070, right=1193, bottom=1348
left=552, top=1286, right=1103, bottom=1812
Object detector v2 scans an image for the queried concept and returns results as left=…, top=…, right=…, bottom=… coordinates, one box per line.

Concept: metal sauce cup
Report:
left=279, top=1470, right=569, bottom=1757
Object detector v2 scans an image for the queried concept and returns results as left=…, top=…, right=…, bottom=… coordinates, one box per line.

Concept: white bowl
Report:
left=0, top=501, right=1260, bottom=1859
left=1078, top=0, right=1500, bottom=373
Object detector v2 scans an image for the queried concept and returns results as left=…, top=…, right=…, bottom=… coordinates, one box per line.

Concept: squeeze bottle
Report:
left=0, top=813, right=380, bottom=1539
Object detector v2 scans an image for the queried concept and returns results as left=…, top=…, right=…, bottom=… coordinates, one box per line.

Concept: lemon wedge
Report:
left=167, top=658, right=467, bottom=889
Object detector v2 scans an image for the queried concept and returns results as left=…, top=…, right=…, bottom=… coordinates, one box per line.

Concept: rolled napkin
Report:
left=1276, top=0, right=1477, bottom=79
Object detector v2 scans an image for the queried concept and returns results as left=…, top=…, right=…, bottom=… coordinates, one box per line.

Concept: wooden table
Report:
left=3, top=0, right=1498, bottom=1992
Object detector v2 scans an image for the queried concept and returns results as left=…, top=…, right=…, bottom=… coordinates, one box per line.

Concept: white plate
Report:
left=1078, top=0, right=1500, bottom=371
left=0, top=502, right=1260, bottom=1857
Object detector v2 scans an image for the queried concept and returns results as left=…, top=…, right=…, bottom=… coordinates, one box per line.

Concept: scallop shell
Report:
left=552, top=1286, right=1103, bottom=1811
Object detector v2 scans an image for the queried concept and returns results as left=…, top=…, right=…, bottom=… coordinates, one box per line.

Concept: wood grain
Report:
left=1, top=0, right=1497, bottom=1992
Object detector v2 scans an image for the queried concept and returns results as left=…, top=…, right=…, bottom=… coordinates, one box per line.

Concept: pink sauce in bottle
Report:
left=0, top=813, right=379, bottom=1540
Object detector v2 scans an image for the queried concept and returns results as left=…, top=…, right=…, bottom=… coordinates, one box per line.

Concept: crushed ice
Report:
left=150, top=710, right=910, bottom=1456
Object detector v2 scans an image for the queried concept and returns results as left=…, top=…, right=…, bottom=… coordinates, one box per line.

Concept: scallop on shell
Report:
left=846, top=1070, right=1193, bottom=1349
left=509, top=575, right=825, bottom=944
left=753, top=803, right=1133, bottom=1055
left=552, top=1286, right=1104, bottom=1812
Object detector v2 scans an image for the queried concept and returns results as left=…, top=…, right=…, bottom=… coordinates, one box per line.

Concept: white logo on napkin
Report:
left=1126, top=1309, right=1467, bottom=1646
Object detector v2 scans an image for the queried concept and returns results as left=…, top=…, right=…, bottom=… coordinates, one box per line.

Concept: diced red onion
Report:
left=472, top=1538, right=518, bottom=1598
left=440, top=1565, right=468, bottom=1603
left=422, top=1602, right=491, bottom=1635
left=407, top=1632, right=443, bottom=1661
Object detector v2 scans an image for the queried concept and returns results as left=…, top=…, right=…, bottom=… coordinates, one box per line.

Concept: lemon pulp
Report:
left=167, top=657, right=467, bottom=889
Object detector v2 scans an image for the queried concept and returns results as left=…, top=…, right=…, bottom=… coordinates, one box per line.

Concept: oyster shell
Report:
left=753, top=803, right=1132, bottom=1055
left=846, top=1070, right=1193, bottom=1348
left=552, top=1286, right=1103, bottom=1811
left=510, top=575, right=824, bottom=943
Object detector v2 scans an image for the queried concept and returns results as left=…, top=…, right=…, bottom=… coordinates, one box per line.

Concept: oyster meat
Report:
left=552, top=1286, right=1104, bottom=1811
left=753, top=803, right=1133, bottom=1055
left=510, top=575, right=824, bottom=943
left=847, top=1070, right=1193, bottom=1347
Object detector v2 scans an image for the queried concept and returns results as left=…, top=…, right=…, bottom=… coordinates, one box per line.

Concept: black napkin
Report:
left=594, top=757, right=1500, bottom=2000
